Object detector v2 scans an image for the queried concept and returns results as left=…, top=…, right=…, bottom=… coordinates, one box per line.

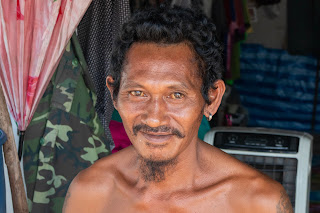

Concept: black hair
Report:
left=109, top=6, right=224, bottom=104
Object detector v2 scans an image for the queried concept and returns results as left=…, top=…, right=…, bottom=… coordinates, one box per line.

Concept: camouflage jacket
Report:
left=23, top=34, right=110, bottom=213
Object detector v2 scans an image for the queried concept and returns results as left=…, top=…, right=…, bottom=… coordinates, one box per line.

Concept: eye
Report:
left=168, top=92, right=185, bottom=99
left=129, top=90, right=146, bottom=97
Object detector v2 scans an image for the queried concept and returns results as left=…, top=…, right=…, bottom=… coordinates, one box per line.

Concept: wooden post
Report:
left=0, top=83, right=28, bottom=212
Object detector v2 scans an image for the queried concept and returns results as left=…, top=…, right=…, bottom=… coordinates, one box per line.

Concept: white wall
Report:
left=245, top=0, right=287, bottom=49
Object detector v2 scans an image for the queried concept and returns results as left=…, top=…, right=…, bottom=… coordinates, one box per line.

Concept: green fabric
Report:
left=111, top=110, right=210, bottom=140
left=23, top=34, right=110, bottom=213
left=198, top=115, right=211, bottom=140
left=111, top=109, right=122, bottom=122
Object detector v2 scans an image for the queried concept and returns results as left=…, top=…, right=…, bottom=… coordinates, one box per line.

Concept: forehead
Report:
left=125, top=42, right=198, bottom=63
left=121, top=42, right=201, bottom=87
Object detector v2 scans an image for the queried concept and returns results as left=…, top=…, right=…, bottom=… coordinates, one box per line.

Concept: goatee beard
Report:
left=139, top=156, right=178, bottom=183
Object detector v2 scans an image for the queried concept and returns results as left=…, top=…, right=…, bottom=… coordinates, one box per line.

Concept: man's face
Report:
left=111, top=42, right=206, bottom=162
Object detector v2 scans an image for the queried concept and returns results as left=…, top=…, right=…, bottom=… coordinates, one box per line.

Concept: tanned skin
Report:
left=63, top=43, right=293, bottom=213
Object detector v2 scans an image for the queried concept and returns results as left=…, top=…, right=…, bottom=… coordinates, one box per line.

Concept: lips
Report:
left=140, top=132, right=173, bottom=143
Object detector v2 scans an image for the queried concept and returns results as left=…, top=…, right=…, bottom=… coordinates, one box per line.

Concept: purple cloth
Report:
left=109, top=120, right=131, bottom=153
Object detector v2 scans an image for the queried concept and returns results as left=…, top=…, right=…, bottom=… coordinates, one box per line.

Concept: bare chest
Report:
left=101, top=187, right=236, bottom=213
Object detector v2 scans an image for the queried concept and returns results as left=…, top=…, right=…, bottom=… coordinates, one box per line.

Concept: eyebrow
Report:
left=121, top=80, right=192, bottom=91
left=120, top=81, right=145, bottom=90
left=166, top=83, right=191, bottom=91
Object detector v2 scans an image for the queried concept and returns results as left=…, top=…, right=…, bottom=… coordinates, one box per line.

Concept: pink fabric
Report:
left=26, top=76, right=38, bottom=108
left=109, top=120, right=131, bottom=154
left=0, top=0, right=92, bottom=130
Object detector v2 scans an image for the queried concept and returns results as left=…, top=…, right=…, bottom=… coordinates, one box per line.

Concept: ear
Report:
left=106, top=76, right=118, bottom=110
left=204, top=79, right=225, bottom=118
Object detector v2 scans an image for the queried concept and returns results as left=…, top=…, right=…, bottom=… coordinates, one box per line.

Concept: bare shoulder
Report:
left=200, top=142, right=293, bottom=213
left=62, top=147, right=136, bottom=212
left=274, top=188, right=294, bottom=213
left=243, top=174, right=293, bottom=213
left=62, top=156, right=116, bottom=212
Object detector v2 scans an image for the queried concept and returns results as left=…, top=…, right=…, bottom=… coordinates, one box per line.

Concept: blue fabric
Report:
left=235, top=43, right=319, bottom=132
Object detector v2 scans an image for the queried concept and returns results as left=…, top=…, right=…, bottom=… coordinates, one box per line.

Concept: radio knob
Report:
left=227, top=134, right=238, bottom=144
left=274, top=137, right=284, bottom=147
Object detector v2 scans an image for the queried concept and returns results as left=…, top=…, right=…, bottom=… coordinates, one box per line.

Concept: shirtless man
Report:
left=63, top=6, right=293, bottom=213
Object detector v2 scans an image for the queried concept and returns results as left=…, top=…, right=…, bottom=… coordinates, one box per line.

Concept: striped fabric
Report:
left=234, top=43, right=319, bottom=132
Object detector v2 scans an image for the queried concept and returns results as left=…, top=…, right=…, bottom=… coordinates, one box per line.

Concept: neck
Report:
left=136, top=139, right=202, bottom=192
left=139, top=156, right=178, bottom=183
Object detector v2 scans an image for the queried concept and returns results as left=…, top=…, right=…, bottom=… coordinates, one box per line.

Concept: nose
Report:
left=141, top=97, right=168, bottom=127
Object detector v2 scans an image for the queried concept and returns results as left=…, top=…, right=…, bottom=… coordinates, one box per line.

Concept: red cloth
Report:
left=109, top=120, right=131, bottom=153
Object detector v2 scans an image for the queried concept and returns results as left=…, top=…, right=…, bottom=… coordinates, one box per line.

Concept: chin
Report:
left=145, top=155, right=173, bottom=163
left=131, top=136, right=183, bottom=162
left=138, top=151, right=172, bottom=162
left=137, top=146, right=177, bottom=163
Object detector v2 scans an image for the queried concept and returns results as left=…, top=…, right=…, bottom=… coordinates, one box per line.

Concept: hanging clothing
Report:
left=287, top=0, right=320, bottom=57
left=23, top=34, right=110, bottom=213
left=171, top=0, right=191, bottom=8
left=110, top=120, right=131, bottom=154
left=202, top=0, right=214, bottom=17
left=211, top=0, right=228, bottom=42
left=130, top=0, right=164, bottom=11
left=77, top=0, right=131, bottom=150
left=223, top=0, right=249, bottom=81
left=256, top=0, right=281, bottom=7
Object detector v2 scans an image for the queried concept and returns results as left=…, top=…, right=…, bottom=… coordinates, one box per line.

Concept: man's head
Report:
left=108, top=6, right=224, bottom=104
left=106, top=6, right=225, bottom=181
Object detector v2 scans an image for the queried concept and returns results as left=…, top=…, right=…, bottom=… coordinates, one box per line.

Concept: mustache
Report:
left=133, top=124, right=185, bottom=138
